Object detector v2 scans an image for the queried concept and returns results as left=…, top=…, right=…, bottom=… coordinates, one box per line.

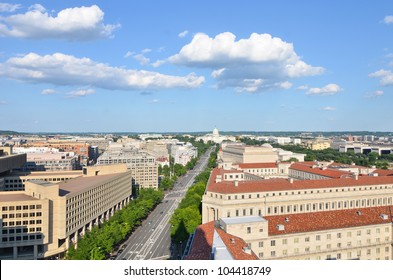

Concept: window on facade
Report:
left=282, top=239, right=287, bottom=245
left=271, top=240, right=276, bottom=246
left=294, top=238, right=299, bottom=243
left=247, top=227, right=251, bottom=234
left=259, top=241, right=264, bottom=247
left=271, top=251, right=276, bottom=257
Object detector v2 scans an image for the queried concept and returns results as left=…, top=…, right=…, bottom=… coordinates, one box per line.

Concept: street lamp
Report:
left=179, top=241, right=183, bottom=259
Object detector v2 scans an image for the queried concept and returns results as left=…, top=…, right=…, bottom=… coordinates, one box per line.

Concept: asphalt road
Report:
left=116, top=147, right=214, bottom=260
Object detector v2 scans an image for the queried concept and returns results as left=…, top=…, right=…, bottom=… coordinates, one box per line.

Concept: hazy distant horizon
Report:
left=0, top=1, right=392, bottom=132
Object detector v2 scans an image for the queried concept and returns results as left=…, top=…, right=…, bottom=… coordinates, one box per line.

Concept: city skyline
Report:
left=0, top=0, right=392, bottom=133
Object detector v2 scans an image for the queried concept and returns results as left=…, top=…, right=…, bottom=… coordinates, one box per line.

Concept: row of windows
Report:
left=2, top=212, right=42, bottom=219
left=223, top=197, right=393, bottom=218
left=260, top=247, right=390, bottom=259
left=222, top=184, right=393, bottom=200
left=1, top=234, right=42, bottom=242
left=2, top=227, right=42, bottom=234
left=2, top=205, right=42, bottom=211
left=3, top=220, right=42, bottom=226
left=261, top=237, right=390, bottom=249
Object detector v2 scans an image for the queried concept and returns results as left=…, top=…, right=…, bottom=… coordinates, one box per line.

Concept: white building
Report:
left=170, top=142, right=198, bottom=166
left=196, top=128, right=236, bottom=144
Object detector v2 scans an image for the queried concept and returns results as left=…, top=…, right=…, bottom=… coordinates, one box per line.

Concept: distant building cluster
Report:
left=1, top=130, right=393, bottom=260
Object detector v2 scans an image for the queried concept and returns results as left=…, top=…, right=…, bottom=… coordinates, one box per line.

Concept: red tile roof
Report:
left=266, top=206, right=393, bottom=236
left=184, top=221, right=214, bottom=260
left=184, top=221, right=258, bottom=260
left=206, top=168, right=393, bottom=194
left=372, top=169, right=393, bottom=176
left=238, top=163, right=277, bottom=169
left=215, top=228, right=258, bottom=260
left=290, top=162, right=351, bottom=178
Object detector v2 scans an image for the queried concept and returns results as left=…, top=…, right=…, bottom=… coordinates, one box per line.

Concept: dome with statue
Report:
left=212, top=127, right=219, bottom=136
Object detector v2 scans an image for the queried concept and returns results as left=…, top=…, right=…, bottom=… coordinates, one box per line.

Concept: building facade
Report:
left=0, top=165, right=132, bottom=259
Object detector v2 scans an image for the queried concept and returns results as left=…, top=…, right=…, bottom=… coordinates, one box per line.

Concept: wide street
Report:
left=116, top=147, right=214, bottom=260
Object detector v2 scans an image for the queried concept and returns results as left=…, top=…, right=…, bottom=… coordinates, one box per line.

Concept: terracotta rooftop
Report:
left=184, top=221, right=258, bottom=260
left=372, top=169, right=393, bottom=176
left=289, top=162, right=351, bottom=178
left=238, top=163, right=277, bottom=169
left=184, top=221, right=214, bottom=260
left=266, top=206, right=393, bottom=236
left=215, top=228, right=258, bottom=260
left=206, top=168, right=393, bottom=194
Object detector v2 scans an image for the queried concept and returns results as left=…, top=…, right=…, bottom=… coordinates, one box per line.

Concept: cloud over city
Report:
left=369, top=69, right=393, bottom=86
left=169, top=32, right=324, bottom=92
left=306, top=84, right=342, bottom=96
left=0, top=4, right=120, bottom=40
left=0, top=52, right=205, bottom=90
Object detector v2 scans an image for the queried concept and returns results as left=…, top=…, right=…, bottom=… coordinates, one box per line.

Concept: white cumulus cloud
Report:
left=0, top=5, right=120, bottom=40
left=41, top=88, right=56, bottom=95
left=307, top=84, right=342, bottom=96
left=133, top=54, right=150, bottom=66
left=0, top=52, right=205, bottom=90
left=68, top=88, right=95, bottom=97
left=169, top=32, right=324, bottom=92
left=383, top=15, right=393, bottom=25
left=0, top=3, right=21, bottom=12
left=322, top=106, right=336, bottom=111
left=178, top=30, right=189, bottom=38
left=369, top=69, right=393, bottom=86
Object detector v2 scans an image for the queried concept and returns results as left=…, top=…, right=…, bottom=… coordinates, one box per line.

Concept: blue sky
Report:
left=0, top=0, right=392, bottom=133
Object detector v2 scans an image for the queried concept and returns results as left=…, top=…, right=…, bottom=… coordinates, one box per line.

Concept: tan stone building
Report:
left=202, top=168, right=393, bottom=224
left=0, top=164, right=132, bottom=259
left=188, top=207, right=393, bottom=260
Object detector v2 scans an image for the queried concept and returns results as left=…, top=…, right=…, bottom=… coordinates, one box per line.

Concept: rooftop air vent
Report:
left=380, top=214, right=388, bottom=220
left=284, top=217, right=289, bottom=223
left=276, top=224, right=285, bottom=231
left=356, top=211, right=361, bottom=216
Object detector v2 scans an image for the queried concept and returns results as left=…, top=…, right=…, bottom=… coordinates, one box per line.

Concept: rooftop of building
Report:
left=184, top=221, right=258, bottom=260
left=237, top=162, right=278, bottom=169
left=289, top=162, right=352, bottom=178
left=221, top=216, right=266, bottom=225
left=58, top=172, right=129, bottom=196
left=206, top=167, right=393, bottom=194
left=266, top=206, right=393, bottom=236
left=0, top=192, right=39, bottom=203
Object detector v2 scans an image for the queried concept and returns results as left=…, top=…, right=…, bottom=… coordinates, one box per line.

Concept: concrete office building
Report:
left=97, top=147, right=158, bottom=189
left=0, top=147, right=26, bottom=175
left=1, top=170, right=83, bottom=191
left=0, top=164, right=132, bottom=260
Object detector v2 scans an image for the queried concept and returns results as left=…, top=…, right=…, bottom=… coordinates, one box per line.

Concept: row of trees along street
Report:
left=169, top=145, right=218, bottom=244
left=158, top=136, right=213, bottom=191
left=66, top=188, right=163, bottom=260
left=240, top=137, right=392, bottom=169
